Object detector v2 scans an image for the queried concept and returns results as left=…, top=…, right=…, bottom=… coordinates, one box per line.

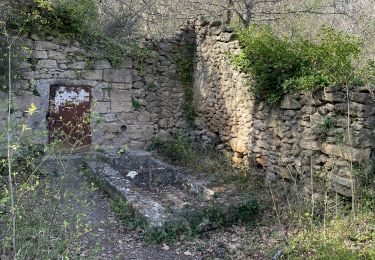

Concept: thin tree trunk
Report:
left=7, top=42, right=17, bottom=259
left=243, top=0, right=254, bottom=27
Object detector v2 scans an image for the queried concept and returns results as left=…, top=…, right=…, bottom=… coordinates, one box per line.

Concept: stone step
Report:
left=85, top=160, right=170, bottom=227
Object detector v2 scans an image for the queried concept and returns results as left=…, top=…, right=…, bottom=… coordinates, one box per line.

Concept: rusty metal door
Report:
left=48, top=85, right=91, bottom=150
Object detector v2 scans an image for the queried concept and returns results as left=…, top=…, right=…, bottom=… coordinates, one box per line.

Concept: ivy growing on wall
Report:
left=233, top=25, right=367, bottom=104
left=177, top=44, right=196, bottom=125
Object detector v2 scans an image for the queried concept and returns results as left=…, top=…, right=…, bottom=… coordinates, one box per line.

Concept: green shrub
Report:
left=320, top=116, right=335, bottom=142
left=233, top=25, right=362, bottom=104
left=234, top=199, right=259, bottom=224
left=8, top=0, right=97, bottom=37
left=4, top=0, right=153, bottom=68
left=149, top=134, right=193, bottom=162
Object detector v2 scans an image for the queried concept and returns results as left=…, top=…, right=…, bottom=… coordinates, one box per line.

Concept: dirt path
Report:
left=62, top=170, right=192, bottom=260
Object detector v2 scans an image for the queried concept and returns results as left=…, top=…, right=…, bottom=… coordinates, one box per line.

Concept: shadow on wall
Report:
left=192, top=19, right=253, bottom=164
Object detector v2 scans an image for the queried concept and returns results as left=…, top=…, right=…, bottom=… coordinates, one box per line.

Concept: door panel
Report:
left=48, top=85, right=91, bottom=150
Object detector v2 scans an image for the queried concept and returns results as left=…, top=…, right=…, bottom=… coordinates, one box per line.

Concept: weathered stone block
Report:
left=94, top=59, right=112, bottom=70
left=48, top=51, right=66, bottom=60
left=94, top=102, right=110, bottom=113
left=351, top=129, right=375, bottom=148
left=229, top=138, right=247, bottom=153
left=33, top=50, right=48, bottom=59
left=335, top=102, right=365, bottom=115
left=350, top=92, right=367, bottom=103
left=103, top=69, right=133, bottom=83
left=68, top=61, right=86, bottom=70
left=300, top=140, right=320, bottom=151
left=82, top=70, right=103, bottom=80
left=57, top=71, right=77, bottom=79
left=111, top=101, right=133, bottom=113
left=324, top=92, right=345, bottom=102
left=280, top=95, right=301, bottom=110
left=36, top=60, right=58, bottom=69
left=321, top=143, right=371, bottom=162
left=35, top=41, right=60, bottom=50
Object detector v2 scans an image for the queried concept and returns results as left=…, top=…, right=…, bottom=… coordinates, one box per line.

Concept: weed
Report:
left=140, top=199, right=259, bottom=245
left=79, top=164, right=107, bottom=191
left=112, top=198, right=145, bottom=230
left=148, top=134, right=248, bottom=186
left=132, top=98, right=141, bottom=109
left=142, top=221, right=186, bottom=244
left=233, top=199, right=259, bottom=224
left=320, top=116, right=335, bottom=142
left=117, top=144, right=129, bottom=155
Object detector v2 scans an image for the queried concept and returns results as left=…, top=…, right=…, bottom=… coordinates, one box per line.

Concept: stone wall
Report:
left=0, top=24, right=195, bottom=153
left=2, top=19, right=374, bottom=196
left=191, top=19, right=375, bottom=196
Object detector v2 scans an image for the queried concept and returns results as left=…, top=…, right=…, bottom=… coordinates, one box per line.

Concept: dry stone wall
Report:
left=191, top=19, right=375, bottom=196
left=0, top=25, right=195, bottom=153
left=2, top=19, right=374, bottom=196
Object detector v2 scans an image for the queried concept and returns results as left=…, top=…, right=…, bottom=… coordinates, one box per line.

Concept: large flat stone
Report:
left=83, top=150, right=253, bottom=230
left=321, top=143, right=371, bottom=162
left=35, top=41, right=60, bottom=50
left=86, top=160, right=169, bottom=227
left=103, top=69, right=133, bottom=83
left=229, top=138, right=247, bottom=153
left=280, top=95, right=301, bottom=110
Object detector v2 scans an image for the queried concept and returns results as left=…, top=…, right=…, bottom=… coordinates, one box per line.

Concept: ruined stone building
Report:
left=1, top=19, right=375, bottom=197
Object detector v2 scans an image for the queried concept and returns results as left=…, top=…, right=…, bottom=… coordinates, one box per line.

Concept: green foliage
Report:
left=148, top=134, right=250, bottom=186
left=149, top=134, right=193, bottom=162
left=177, top=44, right=196, bottom=125
left=281, top=160, right=375, bottom=259
left=233, top=25, right=362, bottom=104
left=142, top=199, right=259, bottom=245
left=131, top=98, right=141, bottom=109
left=4, top=0, right=153, bottom=68
left=8, top=0, right=97, bottom=37
left=112, top=198, right=145, bottom=230
left=286, top=212, right=375, bottom=259
left=145, top=81, right=158, bottom=89
left=142, top=221, right=187, bottom=244
left=234, top=199, right=259, bottom=224
left=357, top=59, right=375, bottom=86
left=320, top=116, right=335, bottom=142
left=117, top=144, right=129, bottom=155
left=1, top=142, right=91, bottom=258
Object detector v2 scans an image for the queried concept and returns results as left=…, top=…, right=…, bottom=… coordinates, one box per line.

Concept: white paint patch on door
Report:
left=54, top=86, right=90, bottom=112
